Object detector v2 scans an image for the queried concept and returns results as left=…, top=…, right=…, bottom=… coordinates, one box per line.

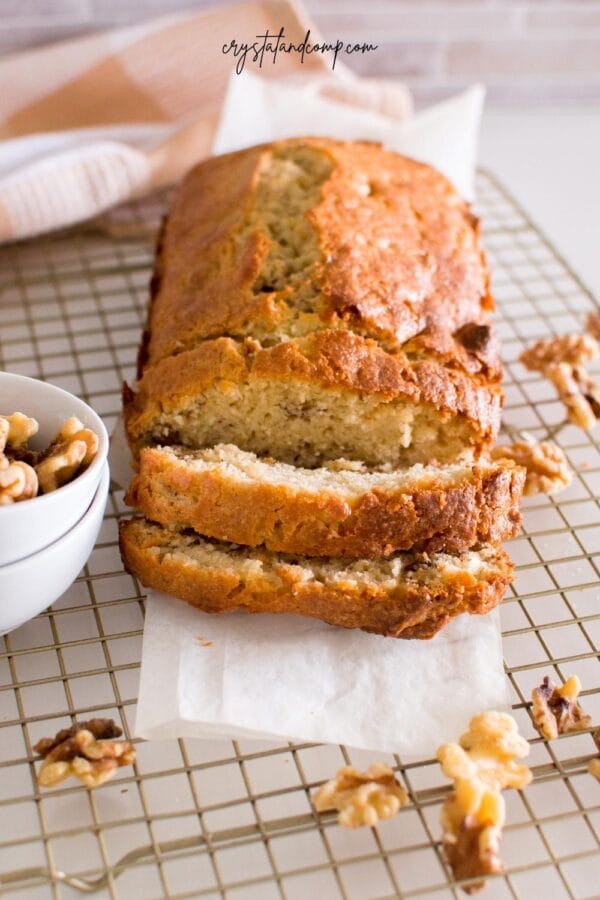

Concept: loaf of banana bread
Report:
left=121, top=138, right=521, bottom=639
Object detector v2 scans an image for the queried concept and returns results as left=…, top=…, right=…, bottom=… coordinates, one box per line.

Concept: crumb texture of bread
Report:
left=124, top=331, right=502, bottom=466
left=119, top=518, right=513, bottom=640
left=127, top=138, right=502, bottom=466
left=126, top=444, right=525, bottom=557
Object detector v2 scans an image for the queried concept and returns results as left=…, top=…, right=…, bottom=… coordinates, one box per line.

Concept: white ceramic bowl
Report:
left=0, top=463, right=109, bottom=634
left=0, top=372, right=109, bottom=565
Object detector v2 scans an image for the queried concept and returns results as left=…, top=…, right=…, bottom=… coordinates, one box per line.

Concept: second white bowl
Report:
left=0, top=463, right=109, bottom=634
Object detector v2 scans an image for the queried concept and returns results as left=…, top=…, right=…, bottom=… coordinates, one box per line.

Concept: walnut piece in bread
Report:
left=312, top=763, right=408, bottom=828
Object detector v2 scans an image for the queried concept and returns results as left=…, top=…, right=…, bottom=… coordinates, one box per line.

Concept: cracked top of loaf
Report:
left=139, top=137, right=496, bottom=372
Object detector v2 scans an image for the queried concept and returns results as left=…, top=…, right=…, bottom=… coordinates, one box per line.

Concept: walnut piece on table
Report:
left=587, top=729, right=600, bottom=782
left=35, top=416, right=99, bottom=493
left=491, top=439, right=571, bottom=496
left=547, top=363, right=600, bottom=430
left=520, top=334, right=599, bottom=372
left=437, top=712, right=532, bottom=894
left=519, top=333, right=600, bottom=430
left=312, top=763, right=409, bottom=828
left=585, top=311, right=600, bottom=340
left=531, top=675, right=592, bottom=741
left=34, top=718, right=135, bottom=789
left=441, top=803, right=503, bottom=893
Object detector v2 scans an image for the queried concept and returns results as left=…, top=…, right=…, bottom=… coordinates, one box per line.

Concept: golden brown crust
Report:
left=124, top=331, right=503, bottom=455
left=119, top=519, right=513, bottom=640
left=126, top=447, right=524, bottom=557
left=141, top=138, right=494, bottom=368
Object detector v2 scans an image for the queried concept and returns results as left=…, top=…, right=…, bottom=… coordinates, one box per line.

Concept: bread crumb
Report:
left=195, top=636, right=213, bottom=648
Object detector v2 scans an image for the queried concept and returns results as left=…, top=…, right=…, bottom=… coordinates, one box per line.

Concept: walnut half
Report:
left=519, top=334, right=600, bottom=430
left=0, top=457, right=38, bottom=505
left=0, top=412, right=39, bottom=504
left=441, top=808, right=503, bottom=894
left=34, top=718, right=135, bottom=789
left=35, top=416, right=99, bottom=493
left=491, top=439, right=571, bottom=496
left=531, top=675, right=592, bottom=741
left=437, top=712, right=531, bottom=893
left=0, top=411, right=99, bottom=501
left=312, top=763, right=409, bottom=828
left=547, top=363, right=600, bottom=431
left=0, top=412, right=39, bottom=451
left=520, top=334, right=599, bottom=372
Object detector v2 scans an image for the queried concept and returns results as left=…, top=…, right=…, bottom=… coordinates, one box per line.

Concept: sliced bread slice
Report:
left=119, top=517, right=513, bottom=640
left=125, top=444, right=525, bottom=558
left=123, top=331, right=502, bottom=467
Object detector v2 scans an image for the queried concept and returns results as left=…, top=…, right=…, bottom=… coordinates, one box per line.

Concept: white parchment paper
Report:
left=135, top=595, right=508, bottom=757
left=117, top=74, right=511, bottom=756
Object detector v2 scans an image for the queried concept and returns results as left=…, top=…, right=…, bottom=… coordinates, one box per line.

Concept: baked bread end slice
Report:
left=119, top=518, right=513, bottom=640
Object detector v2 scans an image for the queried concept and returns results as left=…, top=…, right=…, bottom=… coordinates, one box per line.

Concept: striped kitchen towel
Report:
left=0, top=0, right=412, bottom=243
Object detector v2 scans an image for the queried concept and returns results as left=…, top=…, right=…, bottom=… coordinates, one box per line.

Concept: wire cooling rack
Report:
left=0, top=170, right=599, bottom=900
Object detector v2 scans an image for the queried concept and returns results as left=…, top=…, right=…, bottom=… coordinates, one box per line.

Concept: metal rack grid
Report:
left=0, top=170, right=599, bottom=900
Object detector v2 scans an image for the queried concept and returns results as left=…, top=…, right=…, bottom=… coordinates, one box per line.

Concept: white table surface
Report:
left=480, top=106, right=600, bottom=298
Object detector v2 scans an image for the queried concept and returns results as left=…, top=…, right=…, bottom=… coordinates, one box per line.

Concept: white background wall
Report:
left=2, top=0, right=600, bottom=106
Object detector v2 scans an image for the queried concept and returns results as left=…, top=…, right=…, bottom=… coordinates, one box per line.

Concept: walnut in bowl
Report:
left=0, top=373, right=108, bottom=566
